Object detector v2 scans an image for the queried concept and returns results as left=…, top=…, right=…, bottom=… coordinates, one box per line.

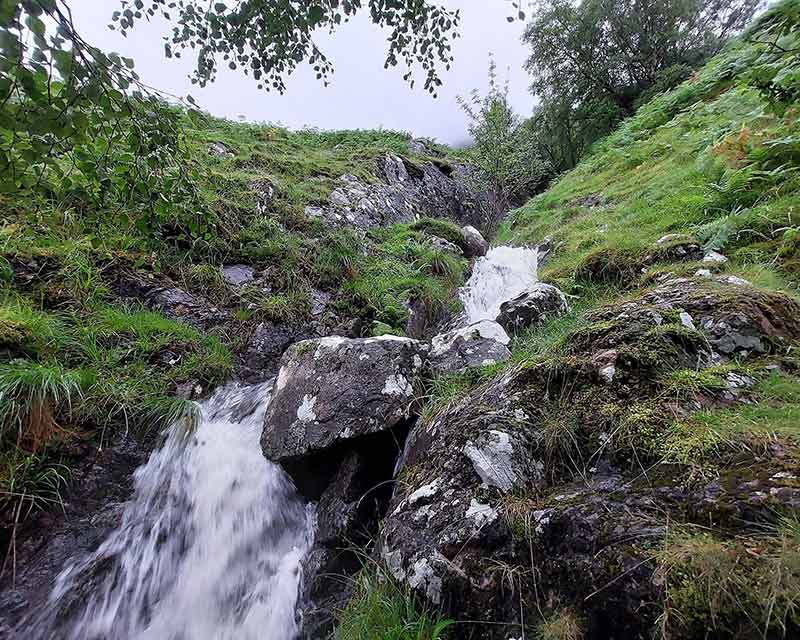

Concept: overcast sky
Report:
left=69, top=0, right=533, bottom=146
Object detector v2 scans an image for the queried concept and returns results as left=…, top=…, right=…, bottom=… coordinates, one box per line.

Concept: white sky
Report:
left=68, top=0, right=534, bottom=146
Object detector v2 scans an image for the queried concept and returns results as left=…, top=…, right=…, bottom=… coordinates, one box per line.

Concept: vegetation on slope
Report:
left=0, top=118, right=469, bottom=561
left=363, top=3, right=800, bottom=637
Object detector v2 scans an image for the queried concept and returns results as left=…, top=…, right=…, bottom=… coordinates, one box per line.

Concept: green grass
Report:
left=690, top=373, right=800, bottom=439
left=345, top=223, right=468, bottom=330
left=658, top=527, right=800, bottom=638
left=0, top=119, right=465, bottom=536
left=500, top=4, right=800, bottom=296
left=335, top=564, right=453, bottom=640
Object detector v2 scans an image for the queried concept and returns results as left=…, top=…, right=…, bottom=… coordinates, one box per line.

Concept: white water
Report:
left=36, top=382, right=314, bottom=640
left=460, top=245, right=539, bottom=324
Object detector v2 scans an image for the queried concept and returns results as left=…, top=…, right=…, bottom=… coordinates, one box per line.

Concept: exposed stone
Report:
left=461, top=225, right=488, bottom=258
left=115, top=271, right=229, bottom=330
left=304, top=153, right=491, bottom=232
left=250, top=179, right=276, bottom=214
left=650, top=234, right=704, bottom=262
left=240, top=321, right=305, bottom=380
left=703, top=250, right=728, bottom=264
left=722, top=275, right=752, bottom=286
left=463, top=429, right=539, bottom=492
left=570, top=193, right=606, bottom=208
left=679, top=311, right=696, bottom=330
left=497, top=283, right=569, bottom=333
left=424, top=233, right=462, bottom=255
left=656, top=233, right=688, bottom=245
left=428, top=321, right=511, bottom=374
left=261, top=336, right=426, bottom=469
left=222, top=264, right=255, bottom=286
left=207, top=141, right=235, bottom=157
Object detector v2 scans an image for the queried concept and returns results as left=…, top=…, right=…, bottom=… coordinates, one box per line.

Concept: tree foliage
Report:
left=523, top=0, right=763, bottom=176
left=113, top=0, right=463, bottom=96
left=457, top=58, right=546, bottom=230
left=0, top=0, right=204, bottom=238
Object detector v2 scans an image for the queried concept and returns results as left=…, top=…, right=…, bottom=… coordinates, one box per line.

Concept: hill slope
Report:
left=342, top=3, right=800, bottom=639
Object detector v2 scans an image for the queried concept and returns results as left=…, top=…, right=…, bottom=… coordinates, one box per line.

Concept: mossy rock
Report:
left=574, top=247, right=646, bottom=286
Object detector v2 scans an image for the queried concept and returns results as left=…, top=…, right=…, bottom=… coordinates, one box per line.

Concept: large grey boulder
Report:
left=261, top=336, right=426, bottom=466
left=305, top=153, right=491, bottom=233
left=428, top=320, right=511, bottom=374
left=461, top=225, right=488, bottom=258
left=497, top=283, right=568, bottom=333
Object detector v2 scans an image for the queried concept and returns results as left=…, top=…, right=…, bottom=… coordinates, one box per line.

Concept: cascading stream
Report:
left=460, top=245, right=539, bottom=324
left=31, top=382, right=314, bottom=640
left=26, top=243, right=538, bottom=640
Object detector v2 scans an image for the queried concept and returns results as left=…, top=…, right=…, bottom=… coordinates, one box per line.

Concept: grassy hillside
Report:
left=336, top=3, right=800, bottom=638
left=489, top=1, right=800, bottom=635
left=0, top=119, right=468, bottom=547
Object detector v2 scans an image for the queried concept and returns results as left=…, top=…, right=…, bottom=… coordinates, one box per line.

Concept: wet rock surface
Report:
left=304, top=153, right=491, bottom=232
left=461, top=225, right=488, bottom=258
left=0, top=432, right=156, bottom=635
left=428, top=320, right=511, bottom=374
left=497, top=282, right=569, bottom=333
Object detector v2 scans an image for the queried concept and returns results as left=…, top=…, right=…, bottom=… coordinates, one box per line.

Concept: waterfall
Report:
left=31, top=382, right=314, bottom=640
left=460, top=245, right=539, bottom=324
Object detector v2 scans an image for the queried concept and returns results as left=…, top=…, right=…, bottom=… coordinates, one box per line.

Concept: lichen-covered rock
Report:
left=428, top=320, right=511, bottom=374
left=497, top=283, right=569, bottom=333
left=221, top=264, right=255, bottom=286
left=304, top=153, right=490, bottom=232
left=377, top=275, right=800, bottom=639
left=461, top=225, right=488, bottom=258
left=638, top=277, right=800, bottom=356
left=261, top=336, right=426, bottom=466
left=379, top=368, right=539, bottom=627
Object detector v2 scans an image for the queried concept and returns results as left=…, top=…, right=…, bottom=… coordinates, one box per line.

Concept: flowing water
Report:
left=460, top=245, right=539, bottom=324
left=26, top=243, right=539, bottom=640
left=32, top=382, right=314, bottom=640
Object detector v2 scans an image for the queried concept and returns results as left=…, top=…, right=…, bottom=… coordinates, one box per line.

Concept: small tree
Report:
left=457, top=57, right=545, bottom=233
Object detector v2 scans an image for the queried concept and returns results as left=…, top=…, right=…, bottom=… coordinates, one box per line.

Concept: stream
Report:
left=24, top=245, right=538, bottom=640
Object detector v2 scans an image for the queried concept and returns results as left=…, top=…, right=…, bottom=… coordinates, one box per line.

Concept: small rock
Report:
left=703, top=250, right=728, bottom=265
left=222, top=264, right=255, bottom=286
left=721, top=275, right=751, bottom=287
left=679, top=311, right=696, bottom=330
left=208, top=141, right=235, bottom=157
left=695, top=268, right=712, bottom=278
left=461, top=225, right=488, bottom=258
left=428, top=321, right=511, bottom=374
left=497, top=283, right=569, bottom=333
left=656, top=233, right=689, bottom=245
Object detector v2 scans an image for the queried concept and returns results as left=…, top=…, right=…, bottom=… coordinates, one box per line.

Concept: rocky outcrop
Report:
left=376, top=276, right=800, bottom=639
left=428, top=321, right=511, bottom=374
left=304, top=153, right=491, bottom=232
left=497, top=283, right=569, bottom=333
left=261, top=335, right=429, bottom=639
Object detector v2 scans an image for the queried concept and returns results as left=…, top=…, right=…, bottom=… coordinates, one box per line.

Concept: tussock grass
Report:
left=536, top=609, right=584, bottom=640
left=0, top=360, right=92, bottom=450
left=335, top=562, right=453, bottom=640
left=658, top=526, right=800, bottom=638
